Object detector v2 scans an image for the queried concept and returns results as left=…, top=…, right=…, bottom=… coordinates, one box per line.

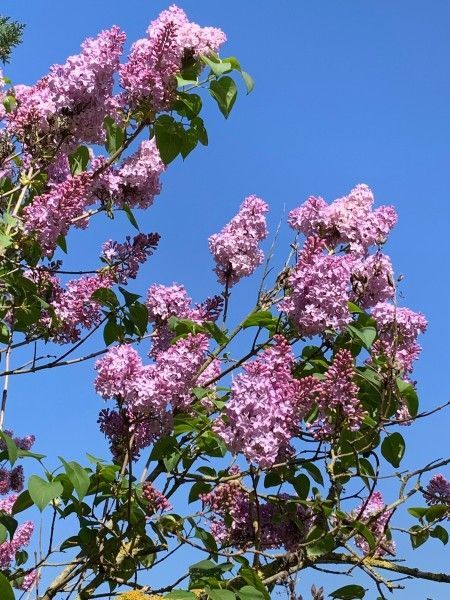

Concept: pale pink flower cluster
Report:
left=424, top=474, right=450, bottom=512
left=120, top=5, right=226, bottom=111
left=8, top=27, right=126, bottom=146
left=301, top=349, right=364, bottom=439
left=371, top=303, right=427, bottom=374
left=23, top=172, right=91, bottom=256
left=208, top=195, right=269, bottom=286
left=102, top=232, right=160, bottom=283
left=278, top=237, right=354, bottom=336
left=201, top=474, right=311, bottom=550
left=93, top=140, right=165, bottom=209
left=0, top=494, right=34, bottom=570
left=142, top=482, right=172, bottom=513
left=353, top=491, right=395, bottom=556
left=214, top=336, right=302, bottom=467
left=288, top=184, right=397, bottom=256
left=95, top=336, right=209, bottom=458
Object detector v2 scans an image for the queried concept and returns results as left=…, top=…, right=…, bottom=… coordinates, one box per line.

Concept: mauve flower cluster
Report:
left=92, top=139, right=165, bottom=209
left=370, top=303, right=427, bottom=374
left=23, top=172, right=92, bottom=256
left=0, top=431, right=35, bottom=496
left=146, top=282, right=222, bottom=356
left=288, top=184, right=397, bottom=256
left=120, top=5, right=226, bottom=111
left=0, top=494, right=34, bottom=571
left=0, top=466, right=24, bottom=495
left=102, top=232, right=160, bottom=283
left=353, top=491, right=395, bottom=557
left=278, top=237, right=354, bottom=337
left=303, top=349, right=364, bottom=439
left=282, top=185, right=397, bottom=336
left=7, top=27, right=126, bottom=147
left=214, top=336, right=302, bottom=467
left=51, top=272, right=114, bottom=343
left=209, top=195, right=269, bottom=286
left=95, top=336, right=209, bottom=459
left=142, top=482, right=172, bottom=513
left=423, top=474, right=450, bottom=513
left=201, top=475, right=311, bottom=550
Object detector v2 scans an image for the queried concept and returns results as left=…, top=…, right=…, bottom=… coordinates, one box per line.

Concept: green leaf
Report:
left=191, top=116, right=208, bottom=146
left=381, top=432, right=405, bottom=468
left=425, top=504, right=449, bottom=522
left=154, top=116, right=182, bottom=165
left=59, top=458, right=90, bottom=501
left=203, top=321, right=228, bottom=345
left=242, top=311, right=276, bottom=329
left=408, top=507, right=428, bottom=519
left=237, top=586, right=265, bottom=600
left=91, top=287, right=119, bottom=309
left=352, top=521, right=376, bottom=551
left=302, top=461, right=324, bottom=485
left=202, top=54, right=233, bottom=76
left=409, top=524, right=429, bottom=548
left=292, top=474, right=310, bottom=499
left=306, top=527, right=334, bottom=557
left=347, top=324, right=377, bottom=350
left=122, top=205, right=140, bottom=230
left=129, top=302, right=148, bottom=336
left=104, top=116, right=125, bottom=155
left=28, top=475, right=63, bottom=512
left=241, top=71, right=254, bottom=94
left=206, top=590, right=235, bottom=600
left=238, top=569, right=270, bottom=600
left=330, top=584, right=366, bottom=599
left=165, top=592, right=196, bottom=599
left=103, top=318, right=124, bottom=345
left=396, top=378, right=419, bottom=417
left=0, top=431, right=17, bottom=466
left=174, top=92, right=202, bottom=118
left=12, top=490, right=33, bottom=514
left=68, top=145, right=90, bottom=175
left=430, top=524, right=448, bottom=545
left=0, top=572, right=14, bottom=600
left=0, top=513, right=17, bottom=539
left=209, top=76, right=238, bottom=119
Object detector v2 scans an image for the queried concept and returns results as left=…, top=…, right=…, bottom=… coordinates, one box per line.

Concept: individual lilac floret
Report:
left=214, top=336, right=300, bottom=467
left=102, top=232, right=160, bottom=283
left=120, top=5, right=226, bottom=111
left=288, top=184, right=397, bottom=256
left=208, top=195, right=268, bottom=286
left=353, top=491, right=395, bottom=557
left=351, top=252, right=395, bottom=309
left=423, top=474, right=450, bottom=512
left=278, top=236, right=353, bottom=336
left=371, top=303, right=427, bottom=374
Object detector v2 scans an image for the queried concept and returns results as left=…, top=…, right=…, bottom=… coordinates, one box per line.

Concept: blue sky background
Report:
left=1, top=1, right=450, bottom=598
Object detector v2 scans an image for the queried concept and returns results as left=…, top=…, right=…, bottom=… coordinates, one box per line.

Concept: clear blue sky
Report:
left=1, top=1, right=450, bottom=598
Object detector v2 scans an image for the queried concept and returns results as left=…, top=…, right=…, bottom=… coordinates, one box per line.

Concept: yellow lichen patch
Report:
left=118, top=591, right=163, bottom=600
